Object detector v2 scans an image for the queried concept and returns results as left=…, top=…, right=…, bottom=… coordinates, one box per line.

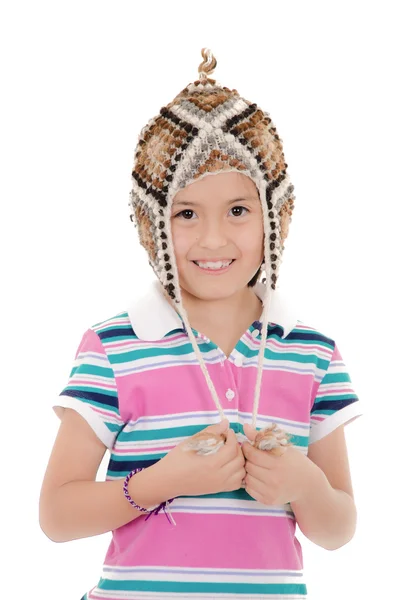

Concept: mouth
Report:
left=192, top=259, right=236, bottom=274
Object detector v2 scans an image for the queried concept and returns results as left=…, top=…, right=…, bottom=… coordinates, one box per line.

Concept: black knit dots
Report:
left=270, top=242, right=275, bottom=250
left=165, top=263, right=172, bottom=271
left=160, top=232, right=167, bottom=239
left=167, top=273, right=174, bottom=280
left=159, top=221, right=165, bottom=229
left=162, top=242, right=167, bottom=250
left=270, top=222, right=276, bottom=230
left=164, top=254, right=170, bottom=261
left=270, top=233, right=276, bottom=241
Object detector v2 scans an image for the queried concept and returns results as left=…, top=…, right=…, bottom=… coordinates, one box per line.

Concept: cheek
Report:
left=170, top=224, right=194, bottom=262
left=238, top=224, right=264, bottom=257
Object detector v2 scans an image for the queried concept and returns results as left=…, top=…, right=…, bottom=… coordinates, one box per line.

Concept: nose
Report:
left=197, top=218, right=229, bottom=250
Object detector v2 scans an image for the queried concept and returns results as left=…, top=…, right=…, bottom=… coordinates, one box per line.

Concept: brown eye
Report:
left=175, top=210, right=196, bottom=220
left=231, top=206, right=249, bottom=217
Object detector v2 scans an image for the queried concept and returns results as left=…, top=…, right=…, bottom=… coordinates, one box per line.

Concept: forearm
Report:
left=39, top=462, right=173, bottom=543
left=290, top=465, right=357, bottom=551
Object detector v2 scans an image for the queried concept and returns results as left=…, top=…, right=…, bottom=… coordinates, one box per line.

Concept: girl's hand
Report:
left=159, top=419, right=246, bottom=498
left=242, top=423, right=315, bottom=505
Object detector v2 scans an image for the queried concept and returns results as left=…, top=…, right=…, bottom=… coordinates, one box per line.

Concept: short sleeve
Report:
left=309, top=342, right=363, bottom=444
left=52, top=328, right=125, bottom=449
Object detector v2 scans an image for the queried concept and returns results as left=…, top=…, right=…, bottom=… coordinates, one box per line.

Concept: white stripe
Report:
left=120, top=410, right=310, bottom=436
left=74, top=351, right=109, bottom=366
left=101, top=566, right=303, bottom=584
left=70, top=373, right=117, bottom=389
left=90, top=592, right=304, bottom=600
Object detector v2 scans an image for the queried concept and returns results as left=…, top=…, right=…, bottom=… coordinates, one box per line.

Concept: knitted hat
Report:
left=128, top=48, right=295, bottom=429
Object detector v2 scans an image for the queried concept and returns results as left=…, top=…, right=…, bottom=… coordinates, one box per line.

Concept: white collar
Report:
left=128, top=279, right=297, bottom=341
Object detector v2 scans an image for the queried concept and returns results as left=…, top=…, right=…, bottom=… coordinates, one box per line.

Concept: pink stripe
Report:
left=106, top=513, right=302, bottom=570
left=74, top=378, right=116, bottom=390
left=316, top=387, right=353, bottom=396
left=268, top=339, right=331, bottom=354
left=118, top=365, right=313, bottom=423
left=92, top=406, right=120, bottom=420
left=106, top=332, right=187, bottom=350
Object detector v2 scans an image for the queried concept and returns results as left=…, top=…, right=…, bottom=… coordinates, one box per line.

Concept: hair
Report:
left=248, top=265, right=262, bottom=287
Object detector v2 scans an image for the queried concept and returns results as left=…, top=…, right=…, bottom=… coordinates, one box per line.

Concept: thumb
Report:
left=206, top=418, right=229, bottom=434
left=243, top=422, right=257, bottom=442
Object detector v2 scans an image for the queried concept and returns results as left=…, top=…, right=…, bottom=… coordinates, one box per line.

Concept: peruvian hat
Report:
left=128, top=48, right=295, bottom=429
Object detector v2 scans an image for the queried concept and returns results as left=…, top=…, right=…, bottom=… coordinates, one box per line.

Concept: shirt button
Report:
left=252, top=329, right=260, bottom=338
left=235, top=356, right=243, bottom=367
left=225, top=389, right=235, bottom=401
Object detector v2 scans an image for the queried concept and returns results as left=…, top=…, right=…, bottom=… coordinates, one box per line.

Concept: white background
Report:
left=1, top=1, right=396, bottom=598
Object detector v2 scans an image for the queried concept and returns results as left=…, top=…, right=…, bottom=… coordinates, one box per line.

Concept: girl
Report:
left=39, top=48, right=362, bottom=599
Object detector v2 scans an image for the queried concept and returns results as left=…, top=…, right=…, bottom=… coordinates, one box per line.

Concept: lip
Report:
left=192, top=259, right=235, bottom=262
left=192, top=259, right=235, bottom=275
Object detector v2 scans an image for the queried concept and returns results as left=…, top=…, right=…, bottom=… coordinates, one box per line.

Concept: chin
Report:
left=179, top=278, right=247, bottom=301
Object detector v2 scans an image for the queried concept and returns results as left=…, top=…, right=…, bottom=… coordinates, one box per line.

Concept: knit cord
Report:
left=175, top=302, right=226, bottom=420
left=251, top=281, right=272, bottom=429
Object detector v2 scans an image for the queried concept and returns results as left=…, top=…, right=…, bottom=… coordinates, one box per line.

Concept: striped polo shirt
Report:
left=53, top=279, right=363, bottom=599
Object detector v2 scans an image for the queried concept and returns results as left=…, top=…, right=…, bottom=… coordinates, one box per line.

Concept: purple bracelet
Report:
left=123, top=467, right=175, bottom=524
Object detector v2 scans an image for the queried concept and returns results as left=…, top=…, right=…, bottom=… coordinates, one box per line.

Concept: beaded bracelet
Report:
left=123, top=467, right=176, bottom=525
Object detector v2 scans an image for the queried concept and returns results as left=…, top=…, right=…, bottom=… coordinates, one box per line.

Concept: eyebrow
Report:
left=173, top=196, right=258, bottom=207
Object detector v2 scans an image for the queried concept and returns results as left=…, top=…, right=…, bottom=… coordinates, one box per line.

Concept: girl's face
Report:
left=171, top=171, right=264, bottom=302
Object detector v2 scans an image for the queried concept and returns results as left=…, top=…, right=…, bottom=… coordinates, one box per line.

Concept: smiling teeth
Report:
left=196, top=260, right=233, bottom=270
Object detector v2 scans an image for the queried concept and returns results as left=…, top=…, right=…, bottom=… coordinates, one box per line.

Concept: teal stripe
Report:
left=315, top=394, right=358, bottom=403
left=117, top=423, right=308, bottom=446
left=70, top=363, right=115, bottom=378
left=98, top=578, right=307, bottom=595
left=108, top=453, right=166, bottom=467
left=118, top=424, right=206, bottom=442
left=323, top=372, right=353, bottom=383
left=109, top=342, right=204, bottom=363
left=65, top=384, right=117, bottom=397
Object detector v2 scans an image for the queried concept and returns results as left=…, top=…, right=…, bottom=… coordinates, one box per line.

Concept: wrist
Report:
left=127, top=463, right=176, bottom=509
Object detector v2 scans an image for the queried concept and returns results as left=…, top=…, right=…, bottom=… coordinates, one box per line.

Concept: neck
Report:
left=177, top=285, right=263, bottom=332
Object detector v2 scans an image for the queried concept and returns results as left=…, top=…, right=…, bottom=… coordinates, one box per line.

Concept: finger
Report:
left=242, top=442, right=275, bottom=468
left=245, top=473, right=267, bottom=503
left=223, top=451, right=246, bottom=479
left=217, top=428, right=238, bottom=465
left=226, top=428, right=240, bottom=455
left=245, top=459, right=269, bottom=483
left=243, top=422, right=257, bottom=442
left=206, top=418, right=229, bottom=435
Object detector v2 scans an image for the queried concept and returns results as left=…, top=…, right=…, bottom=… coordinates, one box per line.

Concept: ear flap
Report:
left=279, top=193, right=295, bottom=249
